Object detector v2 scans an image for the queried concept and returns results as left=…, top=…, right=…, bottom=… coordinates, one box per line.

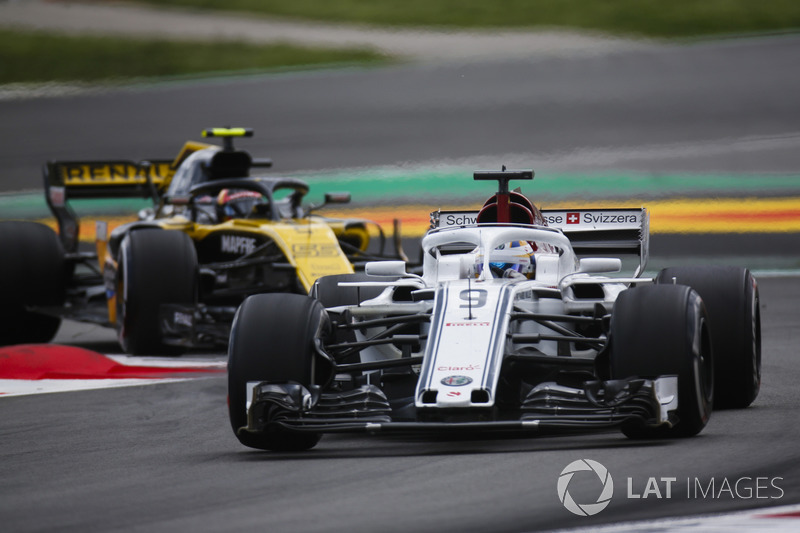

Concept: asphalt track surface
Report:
left=2, top=34, right=800, bottom=190
left=0, top=275, right=797, bottom=533
left=2, top=33, right=800, bottom=533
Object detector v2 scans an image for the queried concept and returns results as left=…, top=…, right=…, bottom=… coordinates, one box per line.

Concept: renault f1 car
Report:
left=0, top=128, right=402, bottom=354
left=228, top=169, right=760, bottom=451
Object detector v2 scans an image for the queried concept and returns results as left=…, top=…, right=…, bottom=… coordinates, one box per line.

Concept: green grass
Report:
left=133, top=0, right=800, bottom=38
left=0, top=29, right=386, bottom=84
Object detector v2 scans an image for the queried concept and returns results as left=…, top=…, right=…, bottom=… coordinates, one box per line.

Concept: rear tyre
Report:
left=656, top=266, right=760, bottom=409
left=609, top=284, right=713, bottom=438
left=117, top=229, right=197, bottom=355
left=228, top=293, right=328, bottom=451
left=0, top=221, right=65, bottom=345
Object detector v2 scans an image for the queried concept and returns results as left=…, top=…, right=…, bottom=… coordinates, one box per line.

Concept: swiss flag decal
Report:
left=567, top=212, right=580, bottom=224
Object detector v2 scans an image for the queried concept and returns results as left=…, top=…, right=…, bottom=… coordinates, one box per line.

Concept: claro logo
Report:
left=557, top=459, right=614, bottom=516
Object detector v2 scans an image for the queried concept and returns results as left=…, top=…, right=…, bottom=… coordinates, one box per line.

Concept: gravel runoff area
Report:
left=0, top=0, right=654, bottom=62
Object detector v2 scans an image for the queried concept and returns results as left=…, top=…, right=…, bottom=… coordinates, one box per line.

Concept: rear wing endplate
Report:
left=430, top=207, right=650, bottom=276
left=43, top=159, right=174, bottom=252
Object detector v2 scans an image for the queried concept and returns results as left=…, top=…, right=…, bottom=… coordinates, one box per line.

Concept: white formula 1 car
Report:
left=227, top=169, right=760, bottom=451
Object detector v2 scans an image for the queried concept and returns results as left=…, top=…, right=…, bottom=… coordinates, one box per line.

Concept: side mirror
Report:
left=365, top=260, right=407, bottom=277
left=307, top=192, right=351, bottom=215
left=578, top=258, right=622, bottom=274
left=324, top=192, right=351, bottom=205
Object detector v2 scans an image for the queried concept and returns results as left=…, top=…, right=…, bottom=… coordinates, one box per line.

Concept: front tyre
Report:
left=656, top=266, right=760, bottom=409
left=228, top=293, right=329, bottom=451
left=610, top=284, right=713, bottom=438
left=117, top=229, right=197, bottom=355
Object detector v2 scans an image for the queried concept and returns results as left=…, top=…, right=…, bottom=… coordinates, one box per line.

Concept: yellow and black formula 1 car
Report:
left=0, top=128, right=403, bottom=354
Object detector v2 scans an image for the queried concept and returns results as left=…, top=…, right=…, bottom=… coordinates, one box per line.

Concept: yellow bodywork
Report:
left=77, top=132, right=368, bottom=326
left=201, top=219, right=355, bottom=290
left=315, top=216, right=371, bottom=253
left=99, top=215, right=356, bottom=324
left=187, top=217, right=355, bottom=291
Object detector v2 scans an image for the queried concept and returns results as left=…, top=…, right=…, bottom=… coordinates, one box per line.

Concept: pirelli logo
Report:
left=57, top=161, right=172, bottom=186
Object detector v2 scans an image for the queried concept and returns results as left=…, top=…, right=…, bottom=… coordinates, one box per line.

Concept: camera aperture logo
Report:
left=557, top=459, right=614, bottom=516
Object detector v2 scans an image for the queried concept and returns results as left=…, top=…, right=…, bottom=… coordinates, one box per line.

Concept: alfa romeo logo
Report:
left=440, top=375, right=472, bottom=386
left=557, top=459, right=614, bottom=516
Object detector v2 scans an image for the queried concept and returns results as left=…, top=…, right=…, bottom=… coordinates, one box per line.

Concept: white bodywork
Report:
left=339, top=220, right=654, bottom=410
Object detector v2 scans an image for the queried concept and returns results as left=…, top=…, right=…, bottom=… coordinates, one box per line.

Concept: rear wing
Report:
left=45, top=159, right=174, bottom=198
left=42, top=130, right=271, bottom=252
left=44, top=159, right=175, bottom=252
left=430, top=207, right=650, bottom=276
left=541, top=208, right=650, bottom=276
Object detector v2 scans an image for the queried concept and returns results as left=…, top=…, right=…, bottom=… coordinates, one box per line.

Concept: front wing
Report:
left=238, top=375, right=679, bottom=437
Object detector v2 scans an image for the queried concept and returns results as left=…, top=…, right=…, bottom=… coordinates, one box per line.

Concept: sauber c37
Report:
left=227, top=169, right=760, bottom=451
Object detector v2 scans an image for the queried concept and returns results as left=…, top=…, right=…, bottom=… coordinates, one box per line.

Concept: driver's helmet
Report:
left=215, top=189, right=266, bottom=221
left=487, top=240, right=536, bottom=279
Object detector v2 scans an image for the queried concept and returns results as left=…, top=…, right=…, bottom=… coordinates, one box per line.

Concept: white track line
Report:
left=550, top=503, right=800, bottom=533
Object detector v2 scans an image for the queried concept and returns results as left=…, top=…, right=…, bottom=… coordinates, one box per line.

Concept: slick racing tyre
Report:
left=0, top=221, right=65, bottom=345
left=228, top=293, right=328, bottom=452
left=656, top=266, right=760, bottom=409
left=117, top=229, right=197, bottom=355
left=609, top=284, right=713, bottom=438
